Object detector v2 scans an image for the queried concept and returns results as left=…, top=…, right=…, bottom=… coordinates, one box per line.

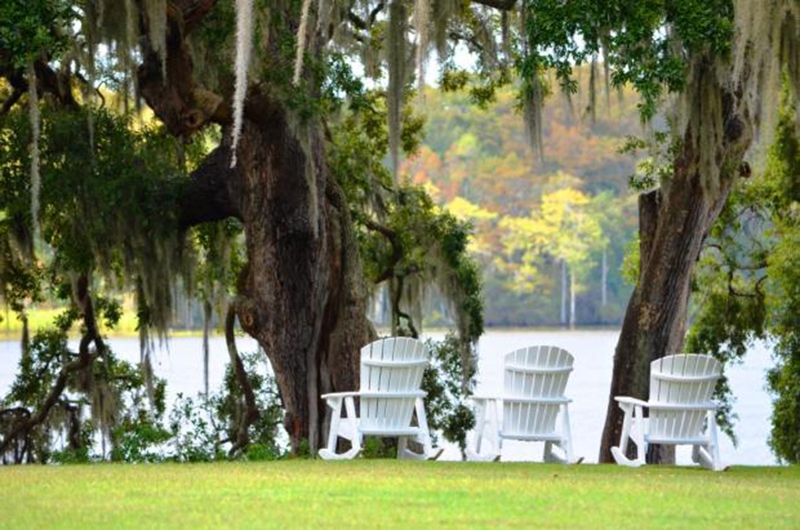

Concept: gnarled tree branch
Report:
left=0, top=274, right=100, bottom=459
left=226, top=302, right=260, bottom=458
left=137, top=0, right=230, bottom=138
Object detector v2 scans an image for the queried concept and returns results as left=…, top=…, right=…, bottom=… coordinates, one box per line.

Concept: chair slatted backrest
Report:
left=648, top=354, right=721, bottom=441
left=359, top=337, right=429, bottom=432
left=502, top=346, right=574, bottom=438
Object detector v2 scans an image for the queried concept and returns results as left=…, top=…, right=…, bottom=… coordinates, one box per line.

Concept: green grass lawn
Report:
left=1, top=461, right=798, bottom=529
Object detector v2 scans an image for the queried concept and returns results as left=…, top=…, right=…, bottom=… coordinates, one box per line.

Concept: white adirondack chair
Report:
left=466, top=345, right=579, bottom=464
left=611, top=354, right=725, bottom=471
left=318, top=337, right=440, bottom=460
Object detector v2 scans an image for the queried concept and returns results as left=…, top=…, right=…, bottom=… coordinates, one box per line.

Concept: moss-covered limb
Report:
left=362, top=218, right=402, bottom=284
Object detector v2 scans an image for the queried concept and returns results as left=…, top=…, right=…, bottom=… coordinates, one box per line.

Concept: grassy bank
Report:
left=0, top=307, right=201, bottom=339
left=2, top=461, right=798, bottom=529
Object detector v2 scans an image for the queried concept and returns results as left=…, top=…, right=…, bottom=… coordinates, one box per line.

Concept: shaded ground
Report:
left=2, top=461, right=798, bottom=528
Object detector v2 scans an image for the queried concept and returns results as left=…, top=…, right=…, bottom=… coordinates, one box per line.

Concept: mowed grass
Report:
left=1, top=461, right=798, bottom=529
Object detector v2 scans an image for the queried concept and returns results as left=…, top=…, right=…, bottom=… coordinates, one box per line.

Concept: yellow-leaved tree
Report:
left=501, top=187, right=605, bottom=326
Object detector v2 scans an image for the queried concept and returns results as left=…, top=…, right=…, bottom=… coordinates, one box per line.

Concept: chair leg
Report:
left=709, top=411, right=723, bottom=471
left=560, top=404, right=579, bottom=464
left=618, top=404, right=632, bottom=455
left=400, top=398, right=443, bottom=460
left=611, top=403, right=634, bottom=466
left=611, top=403, right=643, bottom=467
left=632, top=406, right=646, bottom=466
left=319, top=397, right=361, bottom=460
left=397, top=436, right=426, bottom=460
left=466, top=400, right=501, bottom=462
left=543, top=441, right=565, bottom=464
left=474, top=401, right=487, bottom=453
left=345, top=396, right=362, bottom=453
left=492, top=400, right=503, bottom=454
left=696, top=410, right=724, bottom=471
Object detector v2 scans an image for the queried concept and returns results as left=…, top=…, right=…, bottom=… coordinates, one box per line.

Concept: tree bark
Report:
left=228, top=108, right=373, bottom=453
left=598, top=62, right=752, bottom=463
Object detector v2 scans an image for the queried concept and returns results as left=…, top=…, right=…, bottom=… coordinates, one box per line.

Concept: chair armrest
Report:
left=647, top=401, right=719, bottom=411
left=614, top=396, right=649, bottom=408
left=321, top=390, right=427, bottom=400
left=321, top=391, right=360, bottom=400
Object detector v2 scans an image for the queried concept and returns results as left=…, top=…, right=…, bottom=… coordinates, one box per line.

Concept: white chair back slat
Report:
left=502, top=346, right=573, bottom=438
left=648, top=354, right=721, bottom=440
left=359, top=337, right=428, bottom=432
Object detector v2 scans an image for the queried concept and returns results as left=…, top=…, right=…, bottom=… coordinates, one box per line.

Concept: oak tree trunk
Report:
left=134, top=3, right=376, bottom=455
left=598, top=66, right=752, bottom=462
left=230, top=110, right=373, bottom=453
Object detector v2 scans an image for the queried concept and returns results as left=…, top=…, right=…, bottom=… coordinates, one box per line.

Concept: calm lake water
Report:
left=0, top=329, right=777, bottom=466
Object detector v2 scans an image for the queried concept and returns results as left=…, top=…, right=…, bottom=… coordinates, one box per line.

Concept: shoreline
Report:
left=0, top=324, right=624, bottom=342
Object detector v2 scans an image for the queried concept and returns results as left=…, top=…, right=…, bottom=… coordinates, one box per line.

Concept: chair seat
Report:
left=645, top=435, right=709, bottom=445
left=500, top=432, right=563, bottom=442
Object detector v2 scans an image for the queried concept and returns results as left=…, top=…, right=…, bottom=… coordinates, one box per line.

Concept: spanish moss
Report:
left=136, top=278, right=156, bottom=404
left=123, top=0, right=138, bottom=114
left=522, top=74, right=544, bottom=161
left=413, top=0, right=431, bottom=95
left=733, top=0, right=800, bottom=146
left=601, top=41, right=612, bottom=115
left=293, top=0, right=314, bottom=86
left=501, top=10, right=510, bottom=63
left=432, top=0, right=458, bottom=59
left=231, top=0, right=254, bottom=168
left=26, top=63, right=41, bottom=246
left=144, top=0, right=167, bottom=81
left=686, top=59, right=725, bottom=196
left=387, top=0, right=408, bottom=180
left=588, top=53, right=598, bottom=124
